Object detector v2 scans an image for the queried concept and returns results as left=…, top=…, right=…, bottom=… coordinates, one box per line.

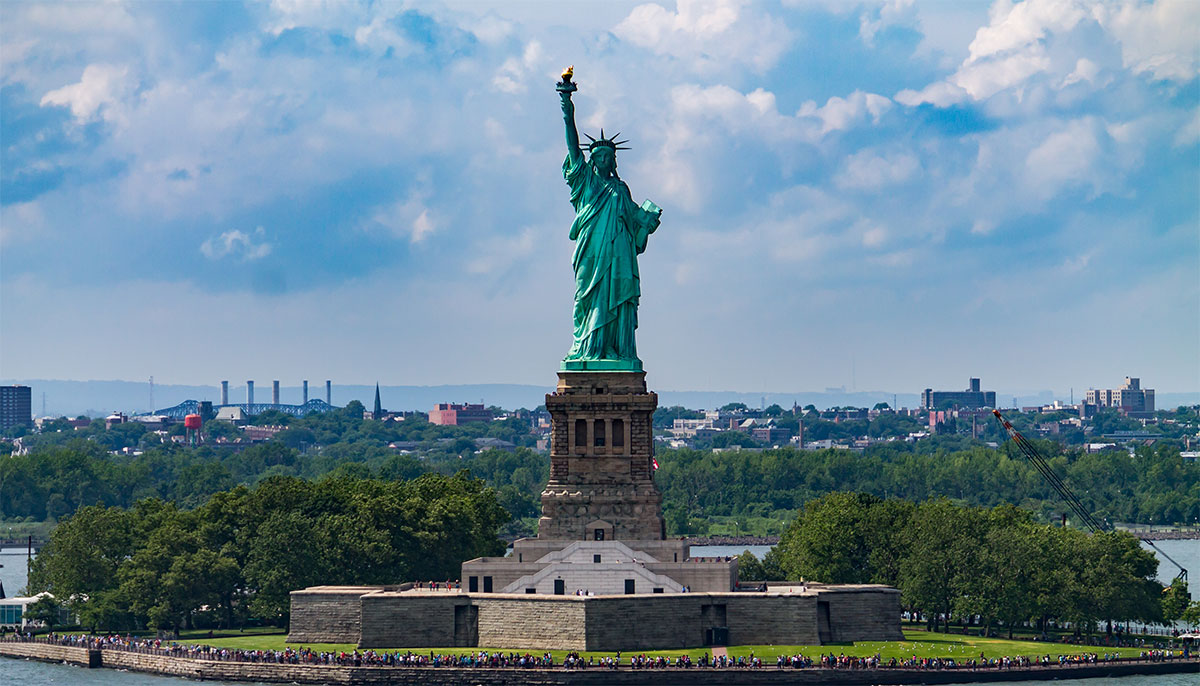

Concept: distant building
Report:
left=1085, top=377, right=1154, bottom=414
left=921, top=378, right=996, bottom=410
left=243, top=425, right=284, bottom=442
left=0, top=385, right=32, bottom=430
left=428, top=403, right=493, bottom=426
left=751, top=426, right=792, bottom=445
left=0, top=592, right=64, bottom=629
left=214, top=406, right=247, bottom=424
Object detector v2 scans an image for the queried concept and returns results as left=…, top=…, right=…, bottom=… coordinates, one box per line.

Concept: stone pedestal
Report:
left=539, top=371, right=665, bottom=541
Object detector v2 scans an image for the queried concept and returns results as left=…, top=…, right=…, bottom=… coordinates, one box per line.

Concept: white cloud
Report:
left=859, top=0, right=916, bottom=46
left=369, top=194, right=438, bottom=244
left=895, top=81, right=968, bottom=107
left=614, top=0, right=791, bottom=73
left=354, top=11, right=416, bottom=56
left=1062, top=57, right=1100, bottom=87
left=266, top=0, right=367, bottom=35
left=0, top=201, right=47, bottom=247
left=1101, top=0, right=1200, bottom=82
left=1025, top=117, right=1103, bottom=200
left=862, top=225, right=888, bottom=248
left=899, top=0, right=1200, bottom=109
left=491, top=40, right=544, bottom=94
left=953, top=49, right=1050, bottom=100
left=40, top=64, right=130, bottom=122
left=200, top=228, right=272, bottom=261
left=835, top=149, right=920, bottom=190
left=966, top=0, right=1089, bottom=63
left=467, top=226, right=537, bottom=275
left=799, top=91, right=893, bottom=134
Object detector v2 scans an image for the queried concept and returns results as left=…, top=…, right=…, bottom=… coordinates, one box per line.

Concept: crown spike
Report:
left=583, top=133, right=596, bottom=143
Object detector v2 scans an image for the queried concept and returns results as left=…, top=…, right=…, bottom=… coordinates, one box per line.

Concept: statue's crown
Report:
left=582, top=129, right=630, bottom=152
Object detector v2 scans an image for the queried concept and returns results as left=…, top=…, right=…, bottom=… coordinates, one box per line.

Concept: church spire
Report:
left=373, top=383, right=382, bottom=420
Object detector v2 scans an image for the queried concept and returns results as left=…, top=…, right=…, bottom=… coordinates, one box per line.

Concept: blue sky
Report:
left=1, top=0, right=1197, bottom=396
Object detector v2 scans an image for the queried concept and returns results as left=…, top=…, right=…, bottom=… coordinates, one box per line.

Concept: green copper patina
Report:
left=558, top=68, right=662, bottom=372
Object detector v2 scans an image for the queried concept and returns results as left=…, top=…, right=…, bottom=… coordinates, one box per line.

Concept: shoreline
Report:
left=2, top=638, right=1196, bottom=685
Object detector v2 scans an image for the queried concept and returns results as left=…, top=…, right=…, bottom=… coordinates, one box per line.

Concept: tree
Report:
left=775, top=493, right=913, bottom=586
left=1182, top=600, right=1200, bottom=629
left=763, top=404, right=784, bottom=417
left=737, top=551, right=766, bottom=581
left=720, top=402, right=748, bottom=412
left=1162, top=580, right=1190, bottom=625
left=27, top=505, right=135, bottom=628
left=1082, top=531, right=1162, bottom=633
left=899, top=499, right=978, bottom=633
left=23, top=596, right=63, bottom=632
left=874, top=402, right=890, bottom=411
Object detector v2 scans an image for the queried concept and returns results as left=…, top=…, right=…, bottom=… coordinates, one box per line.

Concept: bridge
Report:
left=138, top=399, right=340, bottom=420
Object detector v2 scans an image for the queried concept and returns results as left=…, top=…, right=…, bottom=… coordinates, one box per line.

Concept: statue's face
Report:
left=591, top=147, right=615, bottom=175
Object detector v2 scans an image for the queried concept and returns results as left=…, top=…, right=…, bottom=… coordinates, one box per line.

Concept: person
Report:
left=558, top=68, right=662, bottom=366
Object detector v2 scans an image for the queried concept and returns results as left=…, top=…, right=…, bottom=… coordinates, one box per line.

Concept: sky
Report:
left=1, top=0, right=1197, bottom=396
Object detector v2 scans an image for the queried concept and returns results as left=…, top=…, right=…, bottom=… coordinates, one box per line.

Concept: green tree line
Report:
left=27, top=472, right=507, bottom=634
left=655, top=439, right=1199, bottom=532
left=746, top=493, right=1196, bottom=637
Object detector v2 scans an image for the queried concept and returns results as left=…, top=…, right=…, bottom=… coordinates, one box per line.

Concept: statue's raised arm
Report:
left=558, top=66, right=582, bottom=165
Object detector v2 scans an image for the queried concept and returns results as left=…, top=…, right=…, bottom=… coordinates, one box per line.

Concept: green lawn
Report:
left=179, top=629, right=1149, bottom=662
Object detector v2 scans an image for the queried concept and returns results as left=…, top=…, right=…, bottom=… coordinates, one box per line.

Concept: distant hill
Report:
left=3, top=379, right=1196, bottom=419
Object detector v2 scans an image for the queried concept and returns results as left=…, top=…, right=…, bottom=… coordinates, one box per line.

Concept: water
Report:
left=1143, top=539, right=1199, bottom=600
left=0, top=658, right=268, bottom=685
left=0, top=547, right=30, bottom=599
left=691, top=544, right=772, bottom=559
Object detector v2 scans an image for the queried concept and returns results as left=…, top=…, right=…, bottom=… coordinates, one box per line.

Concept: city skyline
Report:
left=1, top=1, right=1197, bottom=393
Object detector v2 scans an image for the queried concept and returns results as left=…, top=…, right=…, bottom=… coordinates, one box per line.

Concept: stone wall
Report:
left=476, top=596, right=587, bottom=650
left=341, top=586, right=903, bottom=652
left=647, top=560, right=737, bottom=592
left=585, top=594, right=705, bottom=650
left=288, top=586, right=380, bottom=644
left=540, top=371, right=665, bottom=541
left=0, top=641, right=92, bottom=666
left=819, top=587, right=905, bottom=642
left=727, top=594, right=820, bottom=646
left=359, top=593, right=469, bottom=648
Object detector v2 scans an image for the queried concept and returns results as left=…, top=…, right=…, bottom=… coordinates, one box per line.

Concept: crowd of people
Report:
left=0, top=632, right=1193, bottom=672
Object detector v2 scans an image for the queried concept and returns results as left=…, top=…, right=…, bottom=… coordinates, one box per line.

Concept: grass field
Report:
left=178, top=629, right=1150, bottom=662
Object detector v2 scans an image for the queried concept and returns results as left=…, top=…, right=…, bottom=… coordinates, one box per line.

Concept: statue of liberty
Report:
left=557, top=67, right=662, bottom=372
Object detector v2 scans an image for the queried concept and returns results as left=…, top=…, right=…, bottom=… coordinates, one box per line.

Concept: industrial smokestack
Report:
left=247, top=380, right=254, bottom=407
left=273, top=380, right=280, bottom=405
left=303, top=380, right=309, bottom=404
left=326, top=380, right=332, bottom=405
left=221, top=380, right=229, bottom=406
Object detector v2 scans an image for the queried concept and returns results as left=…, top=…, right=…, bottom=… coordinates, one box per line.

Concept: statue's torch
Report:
left=556, top=65, right=577, bottom=94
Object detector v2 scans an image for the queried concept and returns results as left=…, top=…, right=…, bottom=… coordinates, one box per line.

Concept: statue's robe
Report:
left=563, top=152, right=660, bottom=362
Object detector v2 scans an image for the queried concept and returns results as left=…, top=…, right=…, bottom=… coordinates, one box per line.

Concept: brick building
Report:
left=428, top=403, right=493, bottom=426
